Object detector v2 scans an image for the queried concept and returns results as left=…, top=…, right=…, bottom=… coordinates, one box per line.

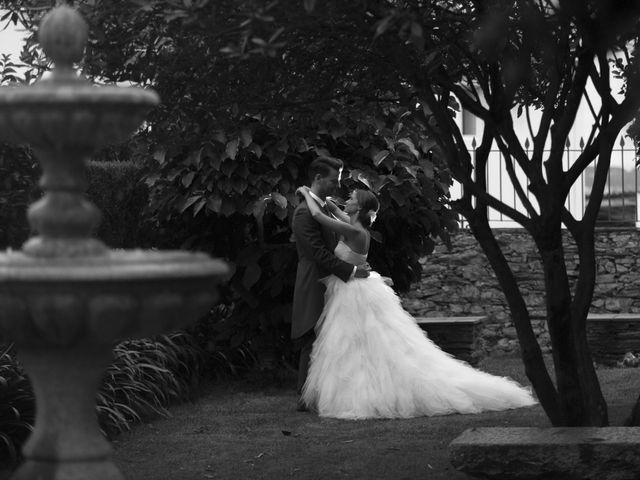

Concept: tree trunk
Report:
left=467, top=211, right=563, bottom=425
left=537, top=229, right=608, bottom=426
left=569, top=222, right=610, bottom=426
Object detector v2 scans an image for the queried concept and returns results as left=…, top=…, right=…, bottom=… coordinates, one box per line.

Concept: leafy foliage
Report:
left=0, top=344, right=33, bottom=469
left=86, top=160, right=151, bottom=249
left=0, top=151, right=150, bottom=250
left=187, top=304, right=257, bottom=379
left=0, top=143, right=38, bottom=250
left=0, top=53, right=24, bottom=85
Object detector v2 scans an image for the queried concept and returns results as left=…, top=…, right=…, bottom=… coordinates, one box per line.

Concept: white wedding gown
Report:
left=302, top=240, right=537, bottom=420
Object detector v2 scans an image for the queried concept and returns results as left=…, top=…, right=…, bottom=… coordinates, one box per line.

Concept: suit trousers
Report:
left=294, top=328, right=316, bottom=395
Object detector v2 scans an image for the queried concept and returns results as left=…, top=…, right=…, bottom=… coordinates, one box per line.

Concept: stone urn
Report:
left=0, top=5, right=229, bottom=480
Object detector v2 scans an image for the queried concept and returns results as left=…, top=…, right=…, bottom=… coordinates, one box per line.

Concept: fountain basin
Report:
left=0, top=250, right=230, bottom=347
left=0, top=80, right=159, bottom=149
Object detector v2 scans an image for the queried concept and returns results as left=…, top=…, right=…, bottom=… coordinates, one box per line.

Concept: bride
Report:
left=296, top=185, right=537, bottom=420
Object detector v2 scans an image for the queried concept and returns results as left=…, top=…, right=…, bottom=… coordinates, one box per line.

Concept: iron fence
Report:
left=460, top=135, right=639, bottom=227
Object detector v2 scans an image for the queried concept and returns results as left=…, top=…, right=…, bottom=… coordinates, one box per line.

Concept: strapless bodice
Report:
left=334, top=240, right=368, bottom=267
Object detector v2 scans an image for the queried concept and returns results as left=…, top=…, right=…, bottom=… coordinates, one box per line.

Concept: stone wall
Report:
left=400, top=228, right=640, bottom=355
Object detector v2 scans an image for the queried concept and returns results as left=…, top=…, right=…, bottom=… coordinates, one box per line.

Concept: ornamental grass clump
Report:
left=98, top=332, right=206, bottom=438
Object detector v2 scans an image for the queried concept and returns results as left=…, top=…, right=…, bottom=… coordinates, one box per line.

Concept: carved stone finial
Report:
left=38, top=5, right=88, bottom=69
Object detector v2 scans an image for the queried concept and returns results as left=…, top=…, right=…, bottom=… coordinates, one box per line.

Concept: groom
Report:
left=291, top=156, right=369, bottom=411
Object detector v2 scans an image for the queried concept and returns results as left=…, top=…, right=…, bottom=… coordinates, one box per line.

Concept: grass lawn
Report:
left=111, top=355, right=640, bottom=480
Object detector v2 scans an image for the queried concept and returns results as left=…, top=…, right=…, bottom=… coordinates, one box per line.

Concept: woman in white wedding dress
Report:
left=296, top=186, right=537, bottom=420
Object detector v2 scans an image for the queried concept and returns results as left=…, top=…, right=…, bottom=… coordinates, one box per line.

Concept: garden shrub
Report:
left=86, top=160, right=151, bottom=249
left=187, top=304, right=257, bottom=380
left=0, top=149, right=150, bottom=250
left=0, top=143, right=38, bottom=250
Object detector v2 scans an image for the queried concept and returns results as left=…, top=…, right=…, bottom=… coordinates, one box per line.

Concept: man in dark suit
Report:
left=291, top=156, right=369, bottom=411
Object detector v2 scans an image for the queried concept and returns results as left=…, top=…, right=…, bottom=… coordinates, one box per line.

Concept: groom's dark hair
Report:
left=309, top=156, right=343, bottom=182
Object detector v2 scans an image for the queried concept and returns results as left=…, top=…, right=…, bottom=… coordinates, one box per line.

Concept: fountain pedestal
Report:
left=14, top=346, right=120, bottom=480
left=0, top=5, right=229, bottom=479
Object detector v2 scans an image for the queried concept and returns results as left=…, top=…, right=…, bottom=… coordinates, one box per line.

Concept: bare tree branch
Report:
left=525, top=104, right=536, bottom=143
left=565, top=134, right=601, bottom=189
left=494, top=135, right=539, bottom=218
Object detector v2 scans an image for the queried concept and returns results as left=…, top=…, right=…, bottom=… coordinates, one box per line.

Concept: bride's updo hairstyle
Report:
left=354, top=189, right=380, bottom=228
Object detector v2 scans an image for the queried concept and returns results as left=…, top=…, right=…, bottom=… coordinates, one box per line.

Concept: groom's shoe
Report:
left=296, top=398, right=310, bottom=412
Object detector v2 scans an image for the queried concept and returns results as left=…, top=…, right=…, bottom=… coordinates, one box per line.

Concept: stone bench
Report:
left=415, top=316, right=486, bottom=365
left=449, top=426, right=640, bottom=480
left=587, top=313, right=640, bottom=365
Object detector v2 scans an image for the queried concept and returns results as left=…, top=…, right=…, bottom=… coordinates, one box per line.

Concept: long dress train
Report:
left=302, top=241, right=537, bottom=420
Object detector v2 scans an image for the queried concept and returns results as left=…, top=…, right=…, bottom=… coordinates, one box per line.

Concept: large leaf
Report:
left=396, top=138, right=419, bottom=158
left=372, top=149, right=390, bottom=166
left=271, top=192, right=287, bottom=209
left=226, top=139, right=239, bottom=160
left=180, top=195, right=202, bottom=213
left=181, top=171, right=196, bottom=188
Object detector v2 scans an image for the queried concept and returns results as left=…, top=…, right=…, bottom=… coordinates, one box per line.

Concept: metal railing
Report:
left=457, top=135, right=639, bottom=227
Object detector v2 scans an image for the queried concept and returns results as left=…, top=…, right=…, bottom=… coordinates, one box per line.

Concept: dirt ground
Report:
left=111, top=356, right=639, bottom=480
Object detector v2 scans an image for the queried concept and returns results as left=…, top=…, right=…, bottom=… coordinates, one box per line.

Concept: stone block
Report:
left=469, top=305, right=486, bottom=314
left=501, top=326, right=517, bottom=338
left=450, top=304, right=466, bottom=314
left=461, top=285, right=481, bottom=299
left=587, top=314, right=640, bottom=365
left=449, top=427, right=640, bottom=480
left=416, top=316, right=486, bottom=365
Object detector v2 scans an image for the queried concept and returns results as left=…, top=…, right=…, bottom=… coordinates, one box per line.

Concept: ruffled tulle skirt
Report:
left=302, top=272, right=537, bottom=420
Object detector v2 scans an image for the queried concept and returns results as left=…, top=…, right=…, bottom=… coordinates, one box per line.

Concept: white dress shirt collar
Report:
left=308, top=190, right=326, bottom=208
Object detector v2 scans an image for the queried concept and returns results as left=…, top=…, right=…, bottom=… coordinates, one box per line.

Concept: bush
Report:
left=0, top=143, right=38, bottom=250
left=86, top=160, right=151, bottom=249
left=0, top=149, right=150, bottom=251
left=187, top=304, right=257, bottom=380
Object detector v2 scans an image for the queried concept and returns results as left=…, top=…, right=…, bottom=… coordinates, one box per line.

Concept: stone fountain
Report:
left=0, top=5, right=229, bottom=480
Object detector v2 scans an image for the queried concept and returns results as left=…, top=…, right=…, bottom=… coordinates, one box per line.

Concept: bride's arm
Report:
left=297, top=187, right=360, bottom=239
left=325, top=197, right=350, bottom=223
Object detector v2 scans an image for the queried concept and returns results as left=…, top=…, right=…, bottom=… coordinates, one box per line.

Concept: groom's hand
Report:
left=354, top=266, right=370, bottom=278
left=381, top=276, right=394, bottom=286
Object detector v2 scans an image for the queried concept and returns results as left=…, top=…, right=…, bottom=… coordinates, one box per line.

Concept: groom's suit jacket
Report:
left=291, top=199, right=354, bottom=340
